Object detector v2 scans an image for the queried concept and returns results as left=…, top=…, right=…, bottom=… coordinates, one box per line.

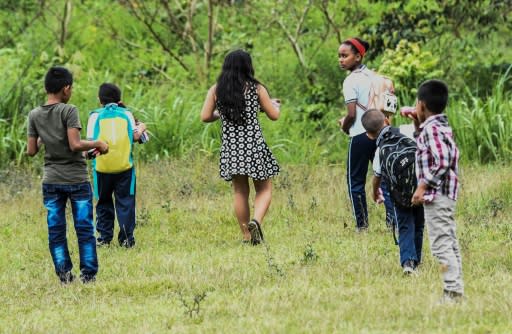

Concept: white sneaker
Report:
left=402, top=260, right=416, bottom=275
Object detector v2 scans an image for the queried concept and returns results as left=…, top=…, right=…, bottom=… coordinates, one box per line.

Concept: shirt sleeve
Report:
left=418, top=125, right=452, bottom=189
left=343, top=75, right=358, bottom=104
left=65, top=105, right=82, bottom=130
left=86, top=113, right=99, bottom=139
left=373, top=147, right=382, bottom=177
left=27, top=110, right=38, bottom=137
left=125, top=111, right=137, bottom=131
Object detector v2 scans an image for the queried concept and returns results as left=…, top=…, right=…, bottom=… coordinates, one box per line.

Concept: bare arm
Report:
left=67, top=128, right=108, bottom=153
left=371, top=175, right=383, bottom=203
left=26, top=136, right=40, bottom=157
left=339, top=102, right=357, bottom=134
left=200, top=85, right=220, bottom=123
left=257, top=84, right=280, bottom=121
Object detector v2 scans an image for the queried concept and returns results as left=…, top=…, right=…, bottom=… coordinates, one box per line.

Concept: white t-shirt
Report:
left=86, top=108, right=137, bottom=140
left=342, top=65, right=374, bottom=137
left=373, top=124, right=415, bottom=176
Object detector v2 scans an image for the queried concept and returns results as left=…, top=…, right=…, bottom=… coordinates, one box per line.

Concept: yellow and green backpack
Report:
left=90, top=103, right=135, bottom=198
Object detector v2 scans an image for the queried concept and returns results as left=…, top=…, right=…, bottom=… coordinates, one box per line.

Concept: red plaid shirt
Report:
left=415, top=114, right=460, bottom=202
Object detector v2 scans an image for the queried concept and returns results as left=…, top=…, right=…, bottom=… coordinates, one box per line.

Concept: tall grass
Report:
left=1, top=69, right=510, bottom=168
left=448, top=66, right=512, bottom=163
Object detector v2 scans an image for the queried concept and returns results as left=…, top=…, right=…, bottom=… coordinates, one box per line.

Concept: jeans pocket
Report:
left=42, top=184, right=59, bottom=203
left=70, top=183, right=92, bottom=201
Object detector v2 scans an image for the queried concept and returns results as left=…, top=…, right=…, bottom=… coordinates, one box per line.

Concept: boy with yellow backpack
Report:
left=86, top=83, right=147, bottom=248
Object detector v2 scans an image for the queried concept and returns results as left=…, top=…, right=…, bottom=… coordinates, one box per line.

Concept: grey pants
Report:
left=424, top=195, right=464, bottom=294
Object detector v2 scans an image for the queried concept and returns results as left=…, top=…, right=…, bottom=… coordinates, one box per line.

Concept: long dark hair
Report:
left=215, top=50, right=260, bottom=124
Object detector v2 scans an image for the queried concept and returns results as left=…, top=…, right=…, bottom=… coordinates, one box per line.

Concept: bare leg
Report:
left=232, top=175, right=251, bottom=240
left=253, top=178, right=272, bottom=225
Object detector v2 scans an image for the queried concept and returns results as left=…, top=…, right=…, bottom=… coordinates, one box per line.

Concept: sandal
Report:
left=248, top=219, right=264, bottom=245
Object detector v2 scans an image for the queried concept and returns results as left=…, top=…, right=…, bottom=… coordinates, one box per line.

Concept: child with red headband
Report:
left=338, top=37, right=395, bottom=232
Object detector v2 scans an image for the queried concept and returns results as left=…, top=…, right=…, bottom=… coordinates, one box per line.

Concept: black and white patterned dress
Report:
left=216, top=82, right=280, bottom=181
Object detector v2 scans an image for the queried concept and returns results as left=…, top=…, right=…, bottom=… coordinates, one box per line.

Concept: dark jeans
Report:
left=96, top=168, right=136, bottom=246
left=380, top=179, right=396, bottom=228
left=347, top=132, right=376, bottom=229
left=42, top=183, right=98, bottom=277
left=394, top=204, right=425, bottom=266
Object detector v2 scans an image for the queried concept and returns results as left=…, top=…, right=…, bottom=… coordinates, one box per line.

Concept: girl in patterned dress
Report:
left=201, top=50, right=280, bottom=245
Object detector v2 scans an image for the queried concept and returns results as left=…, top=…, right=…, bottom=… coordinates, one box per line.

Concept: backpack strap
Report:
left=376, top=125, right=398, bottom=147
left=92, top=168, right=99, bottom=199
left=89, top=108, right=102, bottom=200
left=356, top=101, right=368, bottom=112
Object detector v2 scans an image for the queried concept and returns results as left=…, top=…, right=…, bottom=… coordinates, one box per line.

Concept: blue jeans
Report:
left=42, top=183, right=98, bottom=277
left=394, top=204, right=425, bottom=266
left=347, top=132, right=376, bottom=229
left=95, top=168, right=136, bottom=246
left=380, top=180, right=396, bottom=228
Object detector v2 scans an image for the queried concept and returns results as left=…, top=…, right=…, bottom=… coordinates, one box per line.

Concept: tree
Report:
left=0, top=0, right=46, bottom=48
left=118, top=0, right=218, bottom=83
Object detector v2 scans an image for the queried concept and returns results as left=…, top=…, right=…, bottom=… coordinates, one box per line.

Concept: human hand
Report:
left=271, top=98, right=281, bottom=110
left=376, top=188, right=385, bottom=204
left=411, top=183, right=426, bottom=206
left=373, top=187, right=384, bottom=204
left=399, top=106, right=416, bottom=118
left=97, top=141, right=109, bottom=154
left=136, top=122, right=147, bottom=133
left=401, top=106, right=421, bottom=132
left=338, top=117, right=348, bottom=134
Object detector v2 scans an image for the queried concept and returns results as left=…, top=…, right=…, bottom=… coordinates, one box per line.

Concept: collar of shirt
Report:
left=420, top=113, right=448, bottom=130
left=352, top=64, right=367, bottom=74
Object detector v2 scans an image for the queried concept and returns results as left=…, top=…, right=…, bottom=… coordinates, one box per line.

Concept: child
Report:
left=86, top=83, right=147, bottom=248
left=362, top=109, right=424, bottom=275
left=410, top=79, right=464, bottom=303
left=200, top=50, right=280, bottom=245
left=338, top=37, right=395, bottom=231
left=27, top=66, right=108, bottom=284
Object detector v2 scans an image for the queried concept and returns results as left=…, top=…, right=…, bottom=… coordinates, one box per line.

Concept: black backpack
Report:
left=377, top=127, right=417, bottom=209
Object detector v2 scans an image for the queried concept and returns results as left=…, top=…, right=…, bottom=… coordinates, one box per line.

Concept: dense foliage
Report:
left=0, top=0, right=511, bottom=167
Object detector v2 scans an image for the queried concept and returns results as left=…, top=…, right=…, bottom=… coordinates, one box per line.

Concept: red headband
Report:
left=349, top=38, right=366, bottom=57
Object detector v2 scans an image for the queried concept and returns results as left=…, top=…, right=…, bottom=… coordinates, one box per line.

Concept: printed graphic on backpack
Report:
left=383, top=92, right=398, bottom=113
left=378, top=128, right=417, bottom=208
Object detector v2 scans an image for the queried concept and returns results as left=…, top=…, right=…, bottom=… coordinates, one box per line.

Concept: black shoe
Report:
left=120, top=239, right=135, bottom=248
left=248, top=219, right=264, bottom=245
left=96, top=239, right=111, bottom=247
left=58, top=271, right=75, bottom=284
left=356, top=226, right=369, bottom=233
left=80, top=274, right=96, bottom=284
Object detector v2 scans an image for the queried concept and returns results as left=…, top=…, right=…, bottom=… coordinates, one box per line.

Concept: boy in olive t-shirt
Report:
left=27, top=66, right=108, bottom=284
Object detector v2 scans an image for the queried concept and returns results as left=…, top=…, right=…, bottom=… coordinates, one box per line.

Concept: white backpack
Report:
left=358, top=71, right=397, bottom=114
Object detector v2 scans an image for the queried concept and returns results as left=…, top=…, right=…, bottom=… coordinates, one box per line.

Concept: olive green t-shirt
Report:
left=27, top=103, right=88, bottom=184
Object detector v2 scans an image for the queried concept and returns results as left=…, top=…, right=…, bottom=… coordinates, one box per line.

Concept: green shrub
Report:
left=378, top=39, right=443, bottom=98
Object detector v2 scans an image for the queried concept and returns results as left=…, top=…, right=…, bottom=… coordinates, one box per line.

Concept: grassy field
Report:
left=1, top=157, right=511, bottom=333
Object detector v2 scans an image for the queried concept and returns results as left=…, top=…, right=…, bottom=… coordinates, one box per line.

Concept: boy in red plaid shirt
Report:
left=410, top=80, right=464, bottom=303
